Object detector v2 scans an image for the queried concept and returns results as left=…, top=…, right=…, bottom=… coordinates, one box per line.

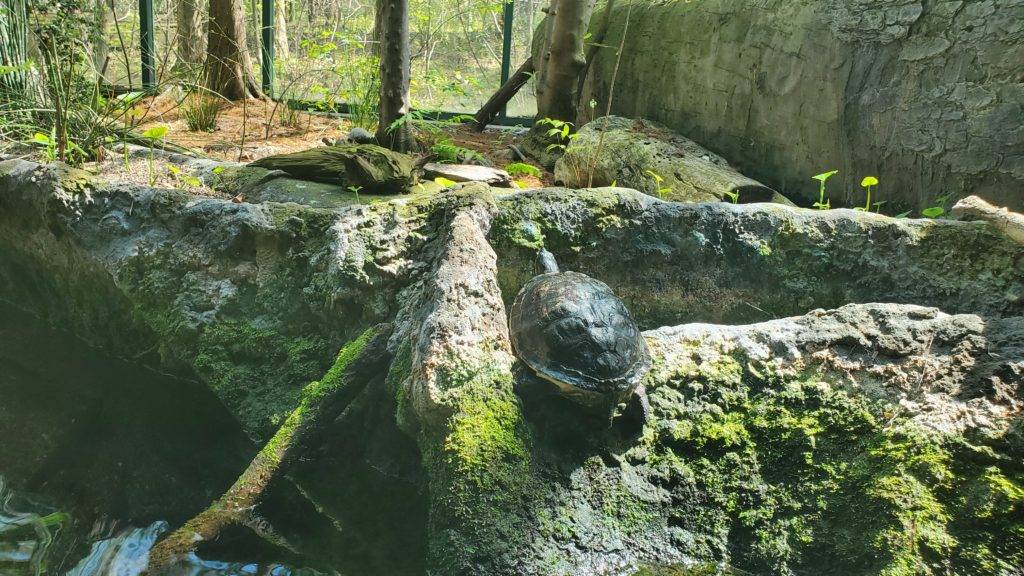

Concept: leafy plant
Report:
left=919, top=194, right=950, bottom=219
left=538, top=118, right=577, bottom=153
left=644, top=170, right=672, bottom=200
left=505, top=162, right=541, bottom=179
left=723, top=190, right=740, bottom=204
left=31, top=131, right=57, bottom=162
left=812, top=170, right=838, bottom=210
left=166, top=164, right=202, bottom=189
left=857, top=176, right=879, bottom=212
left=142, top=125, right=169, bottom=186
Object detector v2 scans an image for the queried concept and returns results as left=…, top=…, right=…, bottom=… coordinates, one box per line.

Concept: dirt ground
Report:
left=132, top=97, right=551, bottom=188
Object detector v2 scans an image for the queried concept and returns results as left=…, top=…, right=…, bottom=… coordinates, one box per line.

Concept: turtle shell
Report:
left=509, top=271, right=651, bottom=408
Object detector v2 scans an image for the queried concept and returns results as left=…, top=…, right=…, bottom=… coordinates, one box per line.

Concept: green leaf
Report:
left=812, top=170, right=838, bottom=182
left=860, top=175, right=879, bottom=187
left=32, top=132, right=51, bottom=145
left=142, top=125, right=169, bottom=140
left=434, top=177, right=457, bottom=187
left=922, top=207, right=945, bottom=218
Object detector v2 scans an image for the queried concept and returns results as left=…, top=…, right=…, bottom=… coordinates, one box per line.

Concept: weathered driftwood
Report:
left=145, top=325, right=393, bottom=571
left=952, top=195, right=1024, bottom=244
left=250, top=144, right=418, bottom=194
left=423, top=162, right=513, bottom=186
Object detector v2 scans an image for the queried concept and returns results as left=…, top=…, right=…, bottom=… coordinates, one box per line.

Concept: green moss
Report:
left=418, top=352, right=540, bottom=573
left=193, top=320, right=327, bottom=437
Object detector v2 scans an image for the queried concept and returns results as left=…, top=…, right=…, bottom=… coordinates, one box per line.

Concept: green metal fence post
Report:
left=138, top=0, right=155, bottom=88
left=498, top=0, right=515, bottom=118
left=262, top=0, right=275, bottom=96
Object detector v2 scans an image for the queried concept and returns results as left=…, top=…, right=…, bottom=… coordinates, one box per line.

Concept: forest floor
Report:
left=131, top=99, right=551, bottom=188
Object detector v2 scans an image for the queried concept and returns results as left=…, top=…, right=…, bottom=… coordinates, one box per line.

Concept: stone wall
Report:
left=575, top=0, right=1024, bottom=210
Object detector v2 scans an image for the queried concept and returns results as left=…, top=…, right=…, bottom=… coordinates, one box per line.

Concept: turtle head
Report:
left=536, top=248, right=559, bottom=274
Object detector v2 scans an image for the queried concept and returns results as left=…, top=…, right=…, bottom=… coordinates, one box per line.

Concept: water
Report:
left=0, top=302, right=306, bottom=575
left=0, top=301, right=426, bottom=575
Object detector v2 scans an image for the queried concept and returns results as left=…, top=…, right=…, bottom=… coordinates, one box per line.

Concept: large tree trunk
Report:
left=534, top=0, right=593, bottom=123
left=205, top=0, right=262, bottom=99
left=176, top=0, right=205, bottom=69
left=375, top=0, right=415, bottom=151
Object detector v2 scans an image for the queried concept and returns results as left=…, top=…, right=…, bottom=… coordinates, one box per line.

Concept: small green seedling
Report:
left=644, top=170, right=672, bottom=200
left=922, top=194, right=950, bottom=219
left=811, top=170, right=838, bottom=210
left=723, top=190, right=740, bottom=204
left=142, top=125, right=169, bottom=186
left=347, top=185, right=363, bottom=204
left=857, top=176, right=878, bottom=212
left=167, top=164, right=203, bottom=189
left=434, top=176, right=457, bottom=187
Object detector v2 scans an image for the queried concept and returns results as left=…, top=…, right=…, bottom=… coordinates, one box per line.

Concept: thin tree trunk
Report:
left=91, top=0, right=110, bottom=81
left=176, top=0, right=206, bottom=69
left=473, top=56, right=533, bottom=130
left=206, top=0, right=263, bottom=99
left=376, top=0, right=415, bottom=151
left=275, top=0, right=289, bottom=60
left=535, top=0, right=593, bottom=122
left=575, top=0, right=613, bottom=113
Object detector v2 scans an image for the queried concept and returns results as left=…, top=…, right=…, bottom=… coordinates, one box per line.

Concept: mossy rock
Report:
left=555, top=116, right=793, bottom=205
left=251, top=144, right=418, bottom=194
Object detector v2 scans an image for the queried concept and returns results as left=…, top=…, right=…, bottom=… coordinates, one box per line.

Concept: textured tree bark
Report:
left=176, top=0, right=206, bottom=68
left=534, top=0, right=593, bottom=122
left=205, top=0, right=262, bottom=99
left=574, top=0, right=612, bottom=112
left=375, top=0, right=415, bottom=151
left=473, top=57, right=534, bottom=130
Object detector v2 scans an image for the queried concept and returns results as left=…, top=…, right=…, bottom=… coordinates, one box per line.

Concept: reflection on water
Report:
left=0, top=301, right=423, bottom=575
left=0, top=302, right=316, bottom=575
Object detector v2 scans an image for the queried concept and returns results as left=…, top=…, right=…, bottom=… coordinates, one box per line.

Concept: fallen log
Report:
left=472, top=57, right=534, bottom=130
left=145, top=324, right=393, bottom=571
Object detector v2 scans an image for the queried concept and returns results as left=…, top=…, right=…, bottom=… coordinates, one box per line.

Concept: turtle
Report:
left=509, top=248, right=651, bottom=426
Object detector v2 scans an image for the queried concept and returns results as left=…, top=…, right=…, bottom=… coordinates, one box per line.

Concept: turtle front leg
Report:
left=613, top=385, right=650, bottom=435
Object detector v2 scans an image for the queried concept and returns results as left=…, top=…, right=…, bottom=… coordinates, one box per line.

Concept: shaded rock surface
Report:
left=575, top=0, right=1024, bottom=210
left=554, top=116, right=791, bottom=205
left=1, top=161, right=1022, bottom=575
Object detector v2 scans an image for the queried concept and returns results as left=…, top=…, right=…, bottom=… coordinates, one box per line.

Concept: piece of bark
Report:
left=423, top=163, right=513, bottom=186
left=952, top=195, right=1024, bottom=244
left=145, top=325, right=393, bottom=572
